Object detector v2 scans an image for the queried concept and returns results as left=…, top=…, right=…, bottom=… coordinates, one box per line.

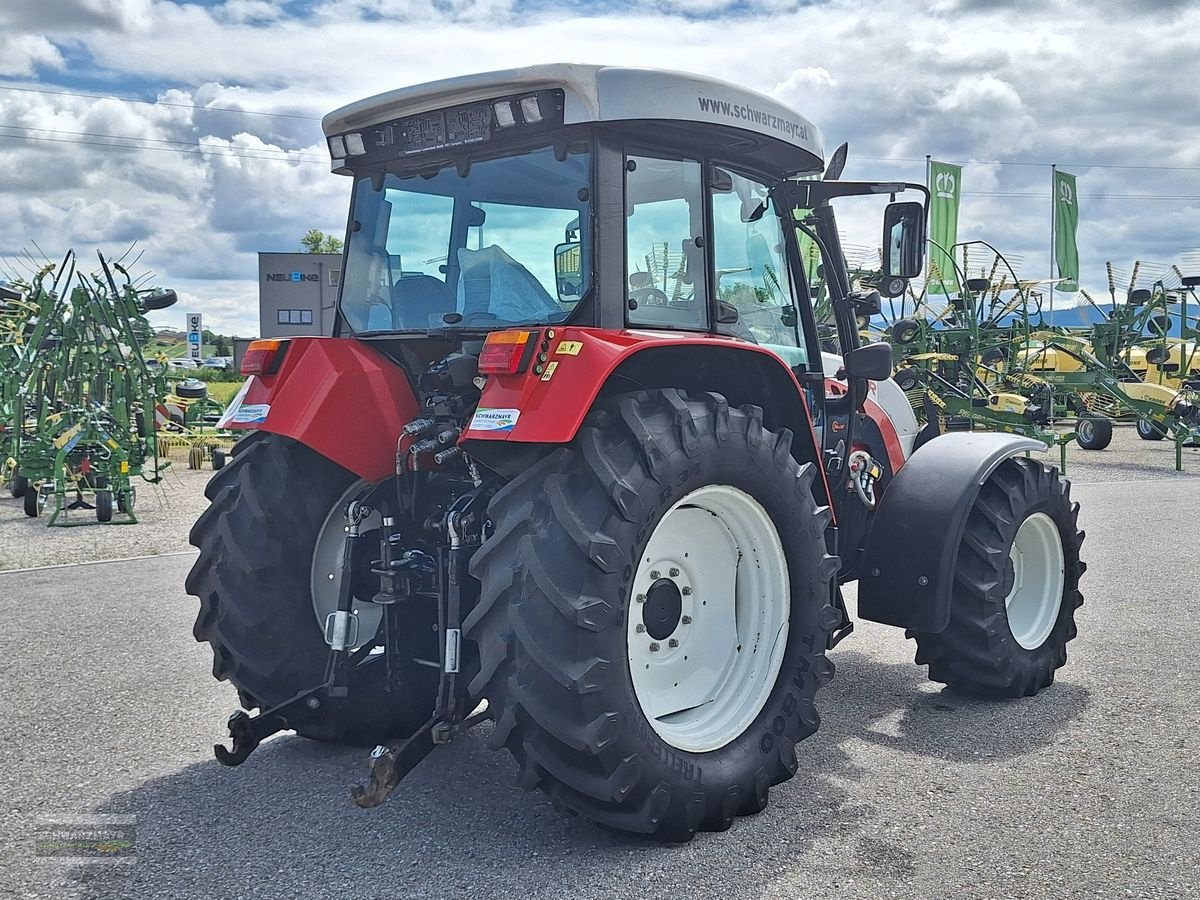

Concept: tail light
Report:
left=241, top=339, right=288, bottom=376
left=478, top=330, right=536, bottom=375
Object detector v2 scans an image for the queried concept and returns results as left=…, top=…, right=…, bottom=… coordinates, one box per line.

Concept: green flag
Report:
left=927, top=160, right=961, bottom=295
left=1053, top=169, right=1080, bottom=292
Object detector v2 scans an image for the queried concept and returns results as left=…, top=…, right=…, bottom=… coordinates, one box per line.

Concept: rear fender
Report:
left=857, top=432, right=1045, bottom=631
left=463, top=328, right=832, bottom=505
left=218, top=337, right=419, bottom=482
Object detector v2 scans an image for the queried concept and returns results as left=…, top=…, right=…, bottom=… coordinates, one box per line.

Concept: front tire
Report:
left=1136, top=418, right=1166, bottom=441
left=910, top=457, right=1085, bottom=697
left=464, top=390, right=838, bottom=840
left=186, top=432, right=435, bottom=744
left=1075, top=416, right=1112, bottom=450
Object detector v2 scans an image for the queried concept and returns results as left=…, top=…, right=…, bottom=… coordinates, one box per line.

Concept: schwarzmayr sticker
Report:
left=469, top=408, right=521, bottom=432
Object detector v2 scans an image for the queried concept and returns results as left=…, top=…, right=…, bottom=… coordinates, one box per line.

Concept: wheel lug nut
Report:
left=649, top=642, right=660, bottom=652
left=681, top=615, right=692, bottom=624
left=635, top=624, right=645, bottom=633
left=650, top=570, right=660, bottom=579
left=669, top=567, right=680, bottom=577
left=681, top=587, right=692, bottom=596
left=668, top=638, right=679, bottom=648
left=635, top=593, right=646, bottom=603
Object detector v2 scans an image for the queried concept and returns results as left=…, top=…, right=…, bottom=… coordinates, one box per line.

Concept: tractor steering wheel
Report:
left=630, top=287, right=671, bottom=307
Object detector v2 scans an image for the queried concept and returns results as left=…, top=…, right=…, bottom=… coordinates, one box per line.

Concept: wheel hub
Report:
left=627, top=484, right=790, bottom=754
left=643, top=577, right=683, bottom=640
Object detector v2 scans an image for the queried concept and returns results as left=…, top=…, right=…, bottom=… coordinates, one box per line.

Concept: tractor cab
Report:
left=318, top=65, right=926, bottom=527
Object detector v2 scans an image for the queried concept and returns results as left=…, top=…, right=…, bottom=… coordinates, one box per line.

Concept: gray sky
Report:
left=1, top=0, right=1198, bottom=334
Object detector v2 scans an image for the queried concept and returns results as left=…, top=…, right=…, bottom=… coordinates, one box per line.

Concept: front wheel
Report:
left=465, top=390, right=839, bottom=841
left=910, top=457, right=1085, bottom=697
left=9, top=473, right=27, bottom=498
left=1136, top=418, right=1166, bottom=441
left=1075, top=416, right=1112, bottom=450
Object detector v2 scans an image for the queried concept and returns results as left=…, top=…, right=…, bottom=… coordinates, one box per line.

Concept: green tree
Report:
left=300, top=229, right=343, bottom=254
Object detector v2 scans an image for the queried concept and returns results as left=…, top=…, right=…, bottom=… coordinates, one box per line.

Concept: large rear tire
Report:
left=910, top=457, right=1085, bottom=697
left=464, top=390, right=838, bottom=841
left=186, top=432, right=435, bottom=744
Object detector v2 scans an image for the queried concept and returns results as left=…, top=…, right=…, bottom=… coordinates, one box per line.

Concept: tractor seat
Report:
left=393, top=274, right=455, bottom=330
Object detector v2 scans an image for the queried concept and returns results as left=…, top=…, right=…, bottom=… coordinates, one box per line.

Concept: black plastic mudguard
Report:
left=857, top=432, right=1046, bottom=632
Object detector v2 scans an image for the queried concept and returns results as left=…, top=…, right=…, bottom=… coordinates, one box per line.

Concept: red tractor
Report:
left=188, top=65, right=1085, bottom=840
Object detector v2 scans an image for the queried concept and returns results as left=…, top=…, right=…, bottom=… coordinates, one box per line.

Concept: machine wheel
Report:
left=910, top=457, right=1085, bottom=697
left=187, top=446, right=204, bottom=470
left=117, top=487, right=136, bottom=513
left=891, top=318, right=921, bottom=345
left=893, top=367, right=921, bottom=392
left=465, top=389, right=839, bottom=841
left=211, top=448, right=226, bottom=470
left=96, top=488, right=113, bottom=523
left=23, top=485, right=41, bottom=517
left=9, top=474, right=28, bottom=498
left=186, top=432, right=437, bottom=744
left=175, top=378, right=209, bottom=400
left=1136, top=418, right=1166, bottom=441
left=1074, top=416, right=1112, bottom=450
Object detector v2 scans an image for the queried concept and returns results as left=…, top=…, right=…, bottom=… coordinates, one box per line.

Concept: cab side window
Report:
left=710, top=167, right=805, bottom=366
left=625, top=155, right=708, bottom=330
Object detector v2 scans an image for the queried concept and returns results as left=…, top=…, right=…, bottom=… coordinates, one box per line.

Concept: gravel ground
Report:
left=0, top=428, right=1197, bottom=899
left=0, top=461, right=214, bottom=571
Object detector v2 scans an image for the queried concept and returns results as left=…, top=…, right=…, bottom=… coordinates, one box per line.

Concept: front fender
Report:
left=857, top=432, right=1045, bottom=631
left=218, top=337, right=419, bottom=482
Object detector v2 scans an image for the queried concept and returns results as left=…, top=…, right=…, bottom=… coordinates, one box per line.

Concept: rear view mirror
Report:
left=844, top=341, right=893, bottom=381
left=882, top=201, right=925, bottom=280
left=850, top=289, right=882, bottom=318
left=554, top=242, right=582, bottom=302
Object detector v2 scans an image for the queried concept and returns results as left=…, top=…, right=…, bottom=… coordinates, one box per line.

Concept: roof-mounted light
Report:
left=519, top=95, right=543, bottom=124
left=493, top=100, right=516, bottom=129
left=327, top=135, right=346, bottom=157
left=344, top=132, right=366, bottom=155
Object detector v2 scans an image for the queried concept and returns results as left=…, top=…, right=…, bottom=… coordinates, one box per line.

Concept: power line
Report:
left=0, top=122, right=325, bottom=160
left=0, top=83, right=322, bottom=121
left=0, top=131, right=328, bottom=164
left=858, top=154, right=1200, bottom=173
left=964, top=191, right=1200, bottom=200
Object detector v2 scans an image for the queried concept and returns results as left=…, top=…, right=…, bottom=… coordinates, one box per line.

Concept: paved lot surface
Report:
left=0, top=431, right=1197, bottom=899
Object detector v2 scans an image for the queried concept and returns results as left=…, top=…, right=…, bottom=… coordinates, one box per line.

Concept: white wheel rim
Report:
left=311, top=481, right=383, bottom=649
left=1078, top=420, right=1093, bottom=442
left=627, top=484, right=790, bottom=753
left=1004, top=512, right=1066, bottom=650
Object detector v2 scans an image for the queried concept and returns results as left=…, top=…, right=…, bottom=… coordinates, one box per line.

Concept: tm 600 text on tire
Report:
left=909, top=457, right=1085, bottom=697
left=465, top=390, right=839, bottom=841
left=186, top=432, right=436, bottom=744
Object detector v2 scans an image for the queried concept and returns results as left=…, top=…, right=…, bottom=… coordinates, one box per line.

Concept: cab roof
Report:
left=322, top=64, right=824, bottom=175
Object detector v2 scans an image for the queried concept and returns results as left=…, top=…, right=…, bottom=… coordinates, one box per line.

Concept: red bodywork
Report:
left=224, top=329, right=837, bottom=500
left=223, top=337, right=419, bottom=482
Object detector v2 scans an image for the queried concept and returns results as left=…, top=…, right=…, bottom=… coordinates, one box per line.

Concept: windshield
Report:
left=339, top=143, right=592, bottom=333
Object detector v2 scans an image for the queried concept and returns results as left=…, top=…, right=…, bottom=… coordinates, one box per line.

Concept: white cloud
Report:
left=0, top=0, right=1198, bottom=333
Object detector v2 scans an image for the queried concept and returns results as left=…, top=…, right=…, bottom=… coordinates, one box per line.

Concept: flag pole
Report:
left=1049, top=163, right=1056, bottom=328
left=925, top=154, right=932, bottom=295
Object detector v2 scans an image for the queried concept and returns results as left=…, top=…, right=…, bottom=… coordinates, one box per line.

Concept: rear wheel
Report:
left=1136, top=418, right=1166, bottom=441
left=186, top=432, right=436, bottom=744
left=95, top=479, right=113, bottom=522
left=910, top=457, right=1085, bottom=697
left=465, top=390, right=838, bottom=840
left=23, top=484, right=41, bottom=518
left=9, top=473, right=27, bottom=498
left=1075, top=416, right=1112, bottom=450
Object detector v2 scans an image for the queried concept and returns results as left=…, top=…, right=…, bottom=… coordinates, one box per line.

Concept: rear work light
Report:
left=478, top=330, right=536, bottom=374
left=241, top=339, right=288, bottom=376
